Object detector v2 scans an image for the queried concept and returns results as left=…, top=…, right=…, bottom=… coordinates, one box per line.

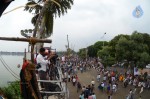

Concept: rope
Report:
left=0, top=55, right=20, bottom=80
left=2, top=6, right=24, bottom=15
left=0, top=58, right=19, bottom=80
left=29, top=37, right=37, bottom=45
left=2, top=4, right=38, bottom=15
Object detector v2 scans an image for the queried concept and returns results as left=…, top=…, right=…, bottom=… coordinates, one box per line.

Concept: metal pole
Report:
left=67, top=35, right=69, bottom=49
left=101, top=32, right=106, bottom=47
left=66, top=35, right=69, bottom=99
left=67, top=35, right=70, bottom=57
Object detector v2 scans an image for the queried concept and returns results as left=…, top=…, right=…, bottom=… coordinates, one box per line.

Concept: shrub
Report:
left=0, top=81, right=21, bottom=99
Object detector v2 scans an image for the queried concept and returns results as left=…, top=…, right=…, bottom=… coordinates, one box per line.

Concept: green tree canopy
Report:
left=78, top=31, right=150, bottom=68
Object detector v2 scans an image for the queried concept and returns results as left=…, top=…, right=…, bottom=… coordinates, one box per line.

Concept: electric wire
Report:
left=0, top=54, right=19, bottom=77
left=0, top=58, right=19, bottom=80
left=0, top=55, right=20, bottom=80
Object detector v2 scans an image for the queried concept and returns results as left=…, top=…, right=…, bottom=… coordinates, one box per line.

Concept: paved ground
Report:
left=67, top=68, right=150, bottom=99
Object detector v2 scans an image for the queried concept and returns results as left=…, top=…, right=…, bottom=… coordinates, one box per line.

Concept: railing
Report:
left=37, top=80, right=62, bottom=83
left=37, top=65, right=69, bottom=99
left=39, top=91, right=65, bottom=94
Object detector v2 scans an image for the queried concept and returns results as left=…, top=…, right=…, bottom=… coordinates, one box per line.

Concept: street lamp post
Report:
left=101, top=32, right=106, bottom=47
left=66, top=34, right=70, bottom=99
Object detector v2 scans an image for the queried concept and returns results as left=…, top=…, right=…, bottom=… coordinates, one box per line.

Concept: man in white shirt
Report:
left=91, top=79, right=95, bottom=86
left=91, top=79, right=95, bottom=92
left=72, top=77, right=76, bottom=86
left=92, top=92, right=96, bottom=99
left=97, top=74, right=101, bottom=82
left=111, top=76, right=116, bottom=82
left=103, top=75, right=107, bottom=81
left=112, top=83, right=117, bottom=93
left=36, top=48, right=50, bottom=89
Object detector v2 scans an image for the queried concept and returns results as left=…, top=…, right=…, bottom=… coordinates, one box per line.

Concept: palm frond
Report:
left=45, top=0, right=74, bottom=17
left=51, top=0, right=61, bottom=7
left=31, top=14, right=39, bottom=26
left=25, top=0, right=74, bottom=38
left=25, top=1, right=42, bottom=14
left=44, top=10, right=53, bottom=37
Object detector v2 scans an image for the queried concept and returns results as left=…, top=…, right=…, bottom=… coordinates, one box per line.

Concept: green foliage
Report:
left=137, top=52, right=150, bottom=68
left=131, top=31, right=144, bottom=43
left=86, top=41, right=109, bottom=57
left=20, top=29, right=34, bottom=38
left=115, top=36, right=132, bottom=61
left=24, top=1, right=42, bottom=14
left=94, top=41, right=103, bottom=50
left=87, top=45, right=97, bottom=57
left=78, top=31, right=150, bottom=68
left=142, top=33, right=150, bottom=54
left=0, top=81, right=21, bottom=99
left=97, top=46, right=115, bottom=67
left=109, top=34, right=130, bottom=57
left=78, top=48, right=87, bottom=59
left=115, top=32, right=150, bottom=68
left=24, top=0, right=74, bottom=38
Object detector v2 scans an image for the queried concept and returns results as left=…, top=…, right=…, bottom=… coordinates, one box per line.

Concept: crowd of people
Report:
left=35, top=48, right=150, bottom=99
left=59, top=56, right=150, bottom=99
left=59, top=57, right=98, bottom=99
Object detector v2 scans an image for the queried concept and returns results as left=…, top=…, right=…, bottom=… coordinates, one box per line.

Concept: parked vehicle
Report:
left=146, top=64, right=150, bottom=69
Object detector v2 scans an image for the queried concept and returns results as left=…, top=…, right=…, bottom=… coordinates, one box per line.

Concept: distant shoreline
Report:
left=0, top=51, right=24, bottom=56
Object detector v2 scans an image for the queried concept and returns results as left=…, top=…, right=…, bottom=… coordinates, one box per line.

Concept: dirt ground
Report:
left=67, top=68, right=150, bottom=99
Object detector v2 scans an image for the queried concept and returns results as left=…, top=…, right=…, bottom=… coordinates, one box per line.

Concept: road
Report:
left=67, top=68, right=150, bottom=99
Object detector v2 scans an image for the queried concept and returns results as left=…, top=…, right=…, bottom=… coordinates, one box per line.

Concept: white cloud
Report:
left=0, top=0, right=150, bottom=52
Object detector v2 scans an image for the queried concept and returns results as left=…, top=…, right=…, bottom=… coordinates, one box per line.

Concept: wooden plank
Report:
left=0, top=37, right=52, bottom=43
left=37, top=80, right=62, bottom=83
left=40, top=91, right=65, bottom=94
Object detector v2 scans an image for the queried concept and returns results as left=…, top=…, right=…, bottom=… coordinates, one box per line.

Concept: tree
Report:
left=97, top=46, right=115, bottom=67
left=78, top=31, right=150, bottom=68
left=78, top=48, right=87, bottom=59
left=142, top=33, right=150, bottom=54
left=137, top=52, right=150, bottom=68
left=24, top=0, right=74, bottom=48
left=94, top=41, right=103, bottom=51
left=115, top=31, right=150, bottom=68
left=94, top=41, right=108, bottom=55
left=87, top=45, right=97, bottom=57
left=109, top=34, right=130, bottom=57
left=131, top=31, right=144, bottom=43
left=115, top=36, right=131, bottom=62
left=86, top=41, right=109, bottom=57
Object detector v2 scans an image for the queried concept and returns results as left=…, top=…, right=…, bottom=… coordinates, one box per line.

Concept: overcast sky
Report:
left=0, top=0, right=150, bottom=52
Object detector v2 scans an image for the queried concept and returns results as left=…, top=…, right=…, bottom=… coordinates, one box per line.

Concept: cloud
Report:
left=0, top=0, right=150, bottom=52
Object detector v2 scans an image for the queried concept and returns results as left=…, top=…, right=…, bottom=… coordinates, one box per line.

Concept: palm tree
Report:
left=25, top=0, right=74, bottom=38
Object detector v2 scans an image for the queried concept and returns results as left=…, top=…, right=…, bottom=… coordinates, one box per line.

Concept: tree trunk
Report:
left=36, top=14, right=46, bottom=51
left=31, top=2, right=47, bottom=99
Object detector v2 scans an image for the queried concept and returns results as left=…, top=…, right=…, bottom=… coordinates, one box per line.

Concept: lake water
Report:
left=0, top=55, right=23, bottom=87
